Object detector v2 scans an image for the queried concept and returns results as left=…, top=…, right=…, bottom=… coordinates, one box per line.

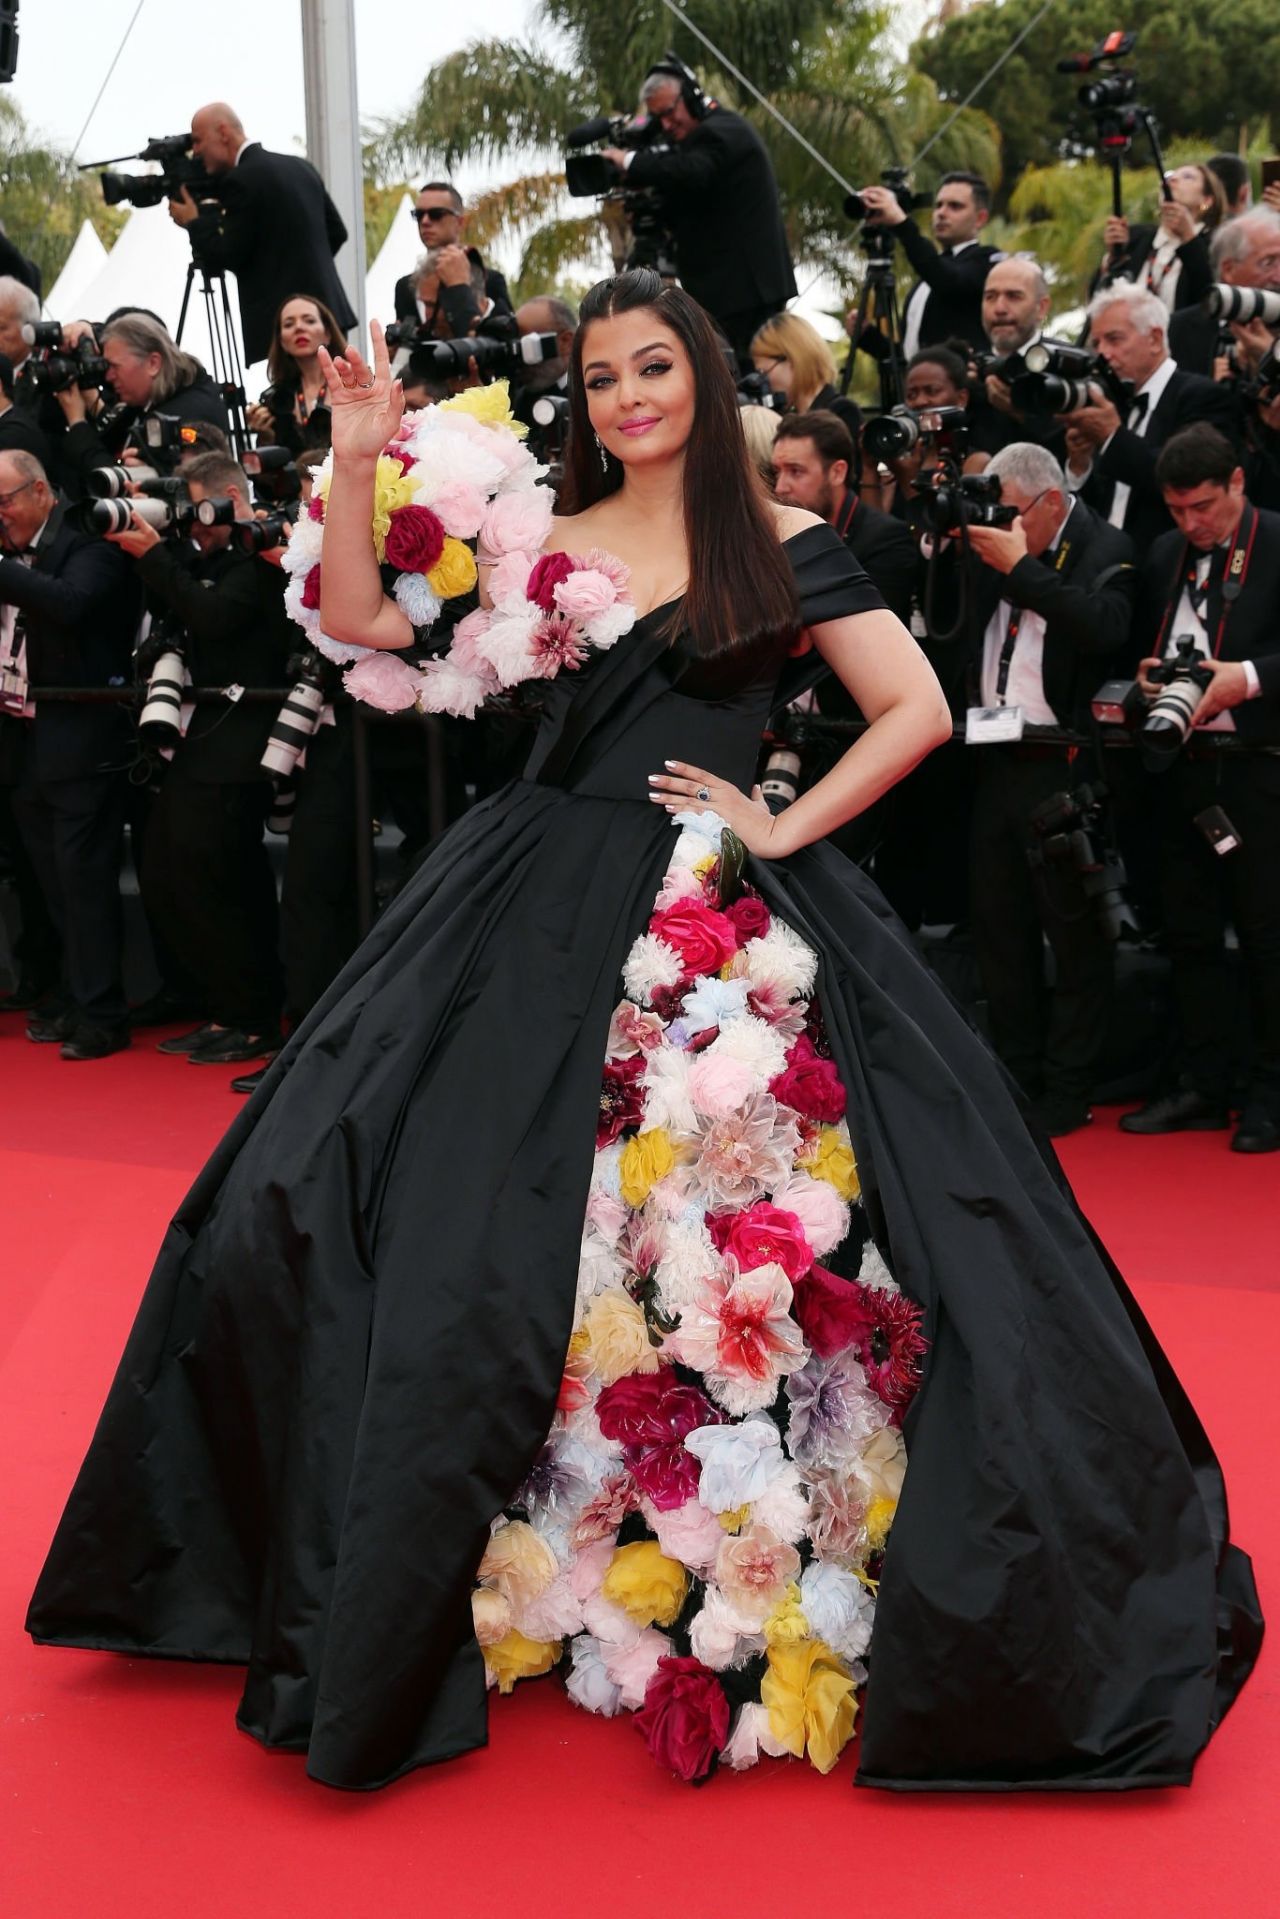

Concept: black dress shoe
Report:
left=156, top=1021, right=221, bottom=1056
left=60, top=1025, right=132, bottom=1061
left=1119, top=1089, right=1230, bottom=1135
left=1232, top=1107, right=1280, bottom=1154
left=229, top=1052, right=279, bottom=1094
left=129, top=990, right=210, bottom=1029
left=26, top=1011, right=77, bottom=1044
left=0, top=976, right=52, bottom=1013
left=188, top=1027, right=275, bottom=1065
left=1031, top=1098, right=1093, bottom=1139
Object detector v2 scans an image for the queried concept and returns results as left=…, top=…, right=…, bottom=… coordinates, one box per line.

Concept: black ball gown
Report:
left=27, top=524, right=1261, bottom=1789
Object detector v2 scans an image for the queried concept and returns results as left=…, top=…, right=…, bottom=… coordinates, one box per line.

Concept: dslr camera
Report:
left=978, top=340, right=1132, bottom=417
left=919, top=470, right=1019, bottom=538
left=15, top=322, right=111, bottom=398
left=735, top=368, right=788, bottom=414
left=863, top=403, right=969, bottom=464
left=1028, top=780, right=1137, bottom=941
left=90, top=132, right=213, bottom=210
left=389, top=331, right=560, bottom=382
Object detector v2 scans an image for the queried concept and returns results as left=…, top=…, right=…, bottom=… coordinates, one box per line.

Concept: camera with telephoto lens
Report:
left=735, top=369, right=788, bottom=414
left=984, top=339, right=1133, bottom=417
left=15, top=322, right=111, bottom=398
left=93, top=132, right=213, bottom=210
left=86, top=491, right=235, bottom=537
left=242, top=444, right=302, bottom=506
left=1028, top=779, right=1138, bottom=941
left=919, top=469, right=1020, bottom=537
left=1204, top=285, right=1280, bottom=329
left=261, top=648, right=328, bottom=779
left=1140, top=635, right=1214, bottom=769
left=563, top=107, right=676, bottom=275
left=863, top=403, right=969, bottom=464
left=405, top=332, right=560, bottom=381
left=135, top=615, right=190, bottom=747
left=232, top=507, right=297, bottom=556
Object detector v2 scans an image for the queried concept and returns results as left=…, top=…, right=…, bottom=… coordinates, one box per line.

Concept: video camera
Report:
left=86, top=132, right=213, bottom=210
left=1028, top=779, right=1137, bottom=941
left=15, top=321, right=111, bottom=398
left=1057, top=31, right=1151, bottom=161
left=563, top=106, right=676, bottom=275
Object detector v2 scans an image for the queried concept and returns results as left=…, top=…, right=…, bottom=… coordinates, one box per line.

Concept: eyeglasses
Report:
left=412, top=206, right=456, bottom=223
left=0, top=479, right=36, bottom=510
left=754, top=356, right=787, bottom=373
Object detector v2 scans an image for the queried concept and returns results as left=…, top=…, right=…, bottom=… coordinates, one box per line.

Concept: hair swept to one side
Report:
left=560, top=269, right=799, bottom=665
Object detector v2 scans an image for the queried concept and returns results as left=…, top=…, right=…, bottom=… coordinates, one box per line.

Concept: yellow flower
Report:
left=483, top=1627, right=560, bottom=1694
left=581, top=1291, right=661, bottom=1384
left=761, top=1638, right=858, bottom=1775
left=718, top=1504, right=750, bottom=1534
left=601, top=1540, right=688, bottom=1628
left=426, top=535, right=479, bottom=600
left=477, top=1518, right=558, bottom=1611
left=762, top=1580, right=810, bottom=1647
left=438, top=378, right=528, bottom=437
left=864, top=1496, right=897, bottom=1553
left=618, top=1127, right=675, bottom=1208
left=367, top=455, right=418, bottom=561
left=799, top=1125, right=861, bottom=1201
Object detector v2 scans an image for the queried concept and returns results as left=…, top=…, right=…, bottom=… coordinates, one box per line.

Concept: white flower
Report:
left=281, top=513, right=323, bottom=571
left=855, top=1424, right=907, bottom=1504
left=580, top=599, right=636, bottom=647
left=408, top=430, right=507, bottom=502
left=311, top=632, right=366, bottom=666
left=415, top=658, right=495, bottom=719
left=680, top=976, right=751, bottom=1032
left=393, top=571, right=443, bottom=628
left=640, top=1047, right=697, bottom=1135
left=688, top=1587, right=766, bottom=1671
left=622, top=933, right=683, bottom=1007
left=576, top=1226, right=625, bottom=1319
left=742, top=922, right=818, bottom=1000
left=723, top=1701, right=791, bottom=1770
left=670, top=809, right=725, bottom=850
left=858, top=1240, right=897, bottom=1291
left=603, top=1629, right=672, bottom=1709
left=475, top=606, right=543, bottom=687
left=516, top=1570, right=584, bottom=1641
left=704, top=1015, right=788, bottom=1087
left=591, top=1141, right=624, bottom=1201
left=653, top=1217, right=720, bottom=1322
left=800, top=1562, right=875, bottom=1665
left=750, top=1461, right=810, bottom=1544
left=771, top=1172, right=850, bottom=1258
left=685, top=1416, right=788, bottom=1512
left=565, top=1636, right=623, bottom=1716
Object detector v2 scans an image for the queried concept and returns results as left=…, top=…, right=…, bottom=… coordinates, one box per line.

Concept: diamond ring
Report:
left=696, top=785, right=711, bottom=802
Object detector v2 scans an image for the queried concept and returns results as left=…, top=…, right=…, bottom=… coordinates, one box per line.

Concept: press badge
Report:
left=965, top=704, right=1025, bottom=744
left=0, top=663, right=27, bottom=716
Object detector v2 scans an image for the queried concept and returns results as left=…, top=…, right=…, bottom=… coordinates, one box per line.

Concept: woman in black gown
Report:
left=27, top=272, right=1261, bottom=1792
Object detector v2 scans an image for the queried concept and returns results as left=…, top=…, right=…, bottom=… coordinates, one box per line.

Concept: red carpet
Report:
left=3, top=1015, right=1276, bottom=1919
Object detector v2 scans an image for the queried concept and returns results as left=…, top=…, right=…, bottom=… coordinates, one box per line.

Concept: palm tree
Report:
left=0, top=97, right=125, bottom=294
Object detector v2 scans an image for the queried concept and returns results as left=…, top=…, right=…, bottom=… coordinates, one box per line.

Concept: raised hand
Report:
left=318, top=321, right=405, bottom=463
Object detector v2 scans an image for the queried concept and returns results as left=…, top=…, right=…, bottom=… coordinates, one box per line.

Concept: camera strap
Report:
left=1155, top=503, right=1258, bottom=661
left=994, top=537, right=1072, bottom=703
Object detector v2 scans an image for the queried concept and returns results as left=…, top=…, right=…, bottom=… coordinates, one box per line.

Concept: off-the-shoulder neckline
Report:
left=576, top=522, right=834, bottom=624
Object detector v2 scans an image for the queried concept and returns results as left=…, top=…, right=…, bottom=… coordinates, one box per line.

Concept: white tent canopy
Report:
left=43, top=221, right=109, bottom=321
left=364, top=193, right=418, bottom=331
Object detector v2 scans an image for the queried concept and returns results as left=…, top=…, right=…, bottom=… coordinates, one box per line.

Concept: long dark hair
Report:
left=561, top=270, right=798, bottom=662
left=266, top=292, right=348, bottom=387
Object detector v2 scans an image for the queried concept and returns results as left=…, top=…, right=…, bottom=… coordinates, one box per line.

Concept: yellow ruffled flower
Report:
left=366, top=455, right=418, bottom=562
left=438, top=378, right=528, bottom=438
left=483, top=1627, right=560, bottom=1694
left=799, top=1125, right=861, bottom=1202
left=717, top=1504, right=751, bottom=1534
left=762, top=1580, right=810, bottom=1647
left=864, top=1495, right=897, bottom=1553
left=618, top=1127, right=674, bottom=1208
left=581, top=1291, right=661, bottom=1384
left=426, top=535, right=480, bottom=600
left=761, top=1638, right=858, bottom=1775
left=601, top=1540, right=688, bottom=1628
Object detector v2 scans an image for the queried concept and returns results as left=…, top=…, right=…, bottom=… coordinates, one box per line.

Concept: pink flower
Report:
left=307, top=494, right=325, bottom=522
left=714, top=1525, right=801, bottom=1624
left=654, top=863, right=705, bottom=909
left=687, top=1052, right=755, bottom=1118
left=604, top=1629, right=671, bottom=1710
left=525, top=550, right=578, bottom=611
left=301, top=563, right=322, bottom=611
left=530, top=611, right=590, bottom=675
left=726, top=894, right=771, bottom=941
left=579, top=546, right=631, bottom=595
left=771, top=1173, right=849, bottom=1259
left=675, top=1260, right=807, bottom=1416
left=487, top=549, right=537, bottom=609
left=746, top=977, right=808, bottom=1037
left=343, top=651, right=423, bottom=714
left=568, top=1537, right=615, bottom=1605
left=769, top=1034, right=847, bottom=1124
left=805, top=1469, right=869, bottom=1563
left=708, top=1202, right=813, bottom=1283
left=635, top=1657, right=730, bottom=1782
left=649, top=900, right=739, bottom=980
left=480, top=489, right=554, bottom=557
left=571, top=1472, right=638, bottom=1549
left=606, top=1000, right=665, bottom=1060
left=429, top=480, right=488, bottom=540
left=688, top=1093, right=799, bottom=1209
left=448, top=606, right=493, bottom=677
left=553, top=567, right=619, bottom=622
left=585, top=1188, right=629, bottom=1244
left=644, top=1497, right=726, bottom=1571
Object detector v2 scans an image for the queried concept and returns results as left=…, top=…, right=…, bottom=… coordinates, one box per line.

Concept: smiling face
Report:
left=279, top=299, right=328, bottom=363
left=580, top=308, right=696, bottom=468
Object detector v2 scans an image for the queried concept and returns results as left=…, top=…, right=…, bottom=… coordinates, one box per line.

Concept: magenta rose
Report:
left=769, top=1033, right=847, bottom=1124
left=726, top=893, right=771, bottom=942
left=383, top=503, right=446, bottom=574
left=596, top=1373, right=720, bottom=1509
left=635, top=1656, right=730, bottom=1782
left=791, top=1263, right=874, bottom=1359
left=598, top=1054, right=646, bottom=1147
left=525, top=550, right=577, bottom=613
left=707, top=1201, right=813, bottom=1282
left=300, top=564, right=322, bottom=611
left=306, top=494, right=325, bottom=522
left=649, top=900, right=739, bottom=980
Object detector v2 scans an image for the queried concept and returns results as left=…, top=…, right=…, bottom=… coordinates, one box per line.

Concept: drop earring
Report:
left=594, top=431, right=608, bottom=473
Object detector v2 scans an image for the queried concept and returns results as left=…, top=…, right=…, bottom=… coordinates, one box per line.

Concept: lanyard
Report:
left=833, top=490, right=858, bottom=542
left=994, top=537, right=1072, bottom=704
left=1156, top=504, right=1257, bottom=660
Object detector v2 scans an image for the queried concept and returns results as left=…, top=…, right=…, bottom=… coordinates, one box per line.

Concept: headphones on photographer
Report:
left=645, top=52, right=711, bottom=121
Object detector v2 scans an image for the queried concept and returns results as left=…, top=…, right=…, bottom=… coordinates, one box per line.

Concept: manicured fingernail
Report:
left=664, top=760, right=677, bottom=769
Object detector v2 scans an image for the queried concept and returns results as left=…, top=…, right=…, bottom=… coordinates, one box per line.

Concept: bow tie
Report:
left=1127, top=393, right=1149, bottom=425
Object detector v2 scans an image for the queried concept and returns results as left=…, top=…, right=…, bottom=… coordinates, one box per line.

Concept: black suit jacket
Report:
left=0, top=503, right=141, bottom=782
left=968, top=500, right=1137, bottom=731
left=60, top=374, right=232, bottom=499
left=0, top=402, right=55, bottom=472
left=392, top=257, right=511, bottom=325
left=626, top=108, right=796, bottom=324
left=187, top=144, right=357, bottom=363
left=1137, top=504, right=1280, bottom=745
left=1167, top=304, right=1219, bottom=376
left=1080, top=366, right=1242, bottom=556
left=0, top=229, right=41, bottom=297
left=814, top=495, right=918, bottom=723
left=1089, top=223, right=1213, bottom=313
left=897, top=227, right=1001, bottom=352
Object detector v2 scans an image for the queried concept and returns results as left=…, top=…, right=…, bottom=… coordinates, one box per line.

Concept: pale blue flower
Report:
left=681, top=976, right=750, bottom=1031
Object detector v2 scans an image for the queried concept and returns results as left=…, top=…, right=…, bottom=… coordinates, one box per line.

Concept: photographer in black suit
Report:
left=770, top=409, right=916, bottom=624
left=600, top=60, right=795, bottom=361
left=393, top=184, right=512, bottom=326
left=0, top=450, right=141, bottom=1058
left=1064, top=282, right=1241, bottom=556
left=168, top=101, right=356, bottom=364
left=53, top=312, right=229, bottom=497
left=1119, top=425, right=1280, bottom=1152
left=961, top=442, right=1137, bottom=1135
left=105, top=449, right=291, bottom=1068
left=854, top=172, right=1000, bottom=355
left=1169, top=209, right=1280, bottom=375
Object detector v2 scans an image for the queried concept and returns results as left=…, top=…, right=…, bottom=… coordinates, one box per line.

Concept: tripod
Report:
left=841, top=233, right=907, bottom=413
left=176, top=257, right=248, bottom=459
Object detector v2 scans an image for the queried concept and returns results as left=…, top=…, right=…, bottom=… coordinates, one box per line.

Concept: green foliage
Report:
left=0, top=98, right=127, bottom=293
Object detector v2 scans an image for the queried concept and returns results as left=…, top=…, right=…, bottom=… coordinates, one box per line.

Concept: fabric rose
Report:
left=635, top=1655, right=730, bottom=1783
left=618, top=1128, right=675, bottom=1209
left=684, top=1415, right=787, bottom=1512
left=725, top=894, right=771, bottom=942
left=598, top=1054, right=646, bottom=1147
left=799, top=1562, right=874, bottom=1667
left=300, top=564, right=322, bottom=611
left=426, top=535, right=479, bottom=600
left=790, top=1263, right=874, bottom=1360
left=799, top=1124, right=861, bottom=1201
left=770, top=1172, right=850, bottom=1260
left=486, top=549, right=537, bottom=612
left=477, top=1519, right=558, bottom=1611
left=483, top=1627, right=561, bottom=1695
left=471, top=1587, right=512, bottom=1648
left=596, top=1372, right=718, bottom=1512
left=601, top=1540, right=689, bottom=1628
left=769, top=1034, right=847, bottom=1124
left=649, top=899, right=739, bottom=979
left=570, top=1471, right=637, bottom=1549
left=427, top=478, right=488, bottom=540
left=382, top=502, right=446, bottom=574
left=723, top=1700, right=790, bottom=1771
left=447, top=606, right=494, bottom=678
left=606, top=999, right=665, bottom=1060
left=708, top=1202, right=813, bottom=1283
left=552, top=566, right=618, bottom=623
left=342, top=652, right=422, bottom=714
left=580, top=1291, right=662, bottom=1385
left=761, top=1638, right=857, bottom=1775
left=688, top=1586, right=766, bottom=1671
left=565, top=1635, right=622, bottom=1716
left=644, top=1496, right=725, bottom=1571
left=604, top=1628, right=671, bottom=1709
left=714, top=1525, right=802, bottom=1626
left=687, top=1052, right=755, bottom=1119
left=524, top=549, right=577, bottom=611
left=479, top=487, right=554, bottom=558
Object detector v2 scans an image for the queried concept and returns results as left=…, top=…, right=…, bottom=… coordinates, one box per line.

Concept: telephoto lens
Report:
left=760, top=746, right=802, bottom=809
left=261, top=668, right=326, bottom=779
left=862, top=407, right=924, bottom=463
left=266, top=776, right=299, bottom=836
left=1141, top=639, right=1212, bottom=770
left=88, top=497, right=172, bottom=533
left=137, top=650, right=189, bottom=746
left=88, top=464, right=161, bottom=498
left=1204, top=285, right=1280, bottom=327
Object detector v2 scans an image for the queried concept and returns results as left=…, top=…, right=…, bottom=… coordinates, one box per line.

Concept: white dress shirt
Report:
left=1163, top=543, right=1262, bottom=730
left=0, top=516, right=50, bottom=719
left=1067, top=355, right=1178, bottom=531
left=901, top=239, right=979, bottom=361
left=978, top=509, right=1073, bottom=723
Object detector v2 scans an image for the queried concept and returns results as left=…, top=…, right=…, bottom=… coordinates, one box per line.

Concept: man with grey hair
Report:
left=960, top=440, right=1137, bottom=1134
left=0, top=273, right=40, bottom=381
left=1063, top=279, right=1239, bottom=554
left=1169, top=207, right=1280, bottom=375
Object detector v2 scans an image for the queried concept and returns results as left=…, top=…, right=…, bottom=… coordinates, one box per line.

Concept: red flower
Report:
left=791, top=1263, right=874, bottom=1359
left=725, top=893, right=771, bottom=942
left=300, top=564, right=322, bottom=611
left=649, top=984, right=685, bottom=1022
left=769, top=1033, right=846, bottom=1124
left=306, top=495, right=325, bottom=522
left=707, top=1202, right=813, bottom=1282
left=649, top=900, right=739, bottom=980
left=526, top=550, right=577, bottom=612
left=596, top=1372, right=721, bottom=1511
left=598, top=1053, right=646, bottom=1146
left=383, top=503, right=446, bottom=574
left=853, top=1285, right=928, bottom=1414
left=636, top=1656, right=730, bottom=1782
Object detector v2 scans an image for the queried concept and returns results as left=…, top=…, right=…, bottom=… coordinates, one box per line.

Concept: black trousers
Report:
left=141, top=773, right=282, bottom=1035
left=1159, top=751, right=1280, bottom=1108
left=280, top=717, right=359, bottom=1027
left=714, top=300, right=780, bottom=370
left=0, top=775, right=61, bottom=992
left=12, top=768, right=127, bottom=1027
left=970, top=748, right=1114, bottom=1104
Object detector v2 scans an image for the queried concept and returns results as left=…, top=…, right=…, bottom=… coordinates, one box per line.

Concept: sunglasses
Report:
left=412, top=206, right=457, bottom=223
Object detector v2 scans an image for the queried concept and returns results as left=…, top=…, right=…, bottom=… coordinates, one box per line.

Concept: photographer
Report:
left=511, top=295, right=576, bottom=459
left=969, top=257, right=1067, bottom=459
left=601, top=60, right=795, bottom=361
left=1169, top=208, right=1280, bottom=376
left=1120, top=424, right=1280, bottom=1151
left=0, top=354, right=53, bottom=469
left=105, top=449, right=291, bottom=1066
left=1094, top=161, right=1226, bottom=314
left=54, top=313, right=229, bottom=497
left=962, top=442, right=1137, bottom=1136
left=0, top=275, right=39, bottom=384
left=874, top=348, right=989, bottom=523
left=1064, top=282, right=1240, bottom=555
left=247, top=293, right=345, bottom=455
left=749, top=311, right=862, bottom=442
left=770, top=409, right=915, bottom=625
left=395, top=184, right=512, bottom=322
left=0, top=450, right=141, bottom=1059
left=169, top=101, right=356, bottom=365
left=855, top=172, right=1000, bottom=355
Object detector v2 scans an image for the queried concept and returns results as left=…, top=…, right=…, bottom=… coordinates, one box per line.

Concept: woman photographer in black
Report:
left=55, top=311, right=230, bottom=494
left=247, top=293, right=346, bottom=455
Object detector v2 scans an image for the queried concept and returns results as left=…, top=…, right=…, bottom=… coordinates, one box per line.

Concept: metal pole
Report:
left=300, top=0, right=368, bottom=343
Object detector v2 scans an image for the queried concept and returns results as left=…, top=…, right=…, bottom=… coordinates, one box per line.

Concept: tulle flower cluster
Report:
left=474, top=811, right=928, bottom=1782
